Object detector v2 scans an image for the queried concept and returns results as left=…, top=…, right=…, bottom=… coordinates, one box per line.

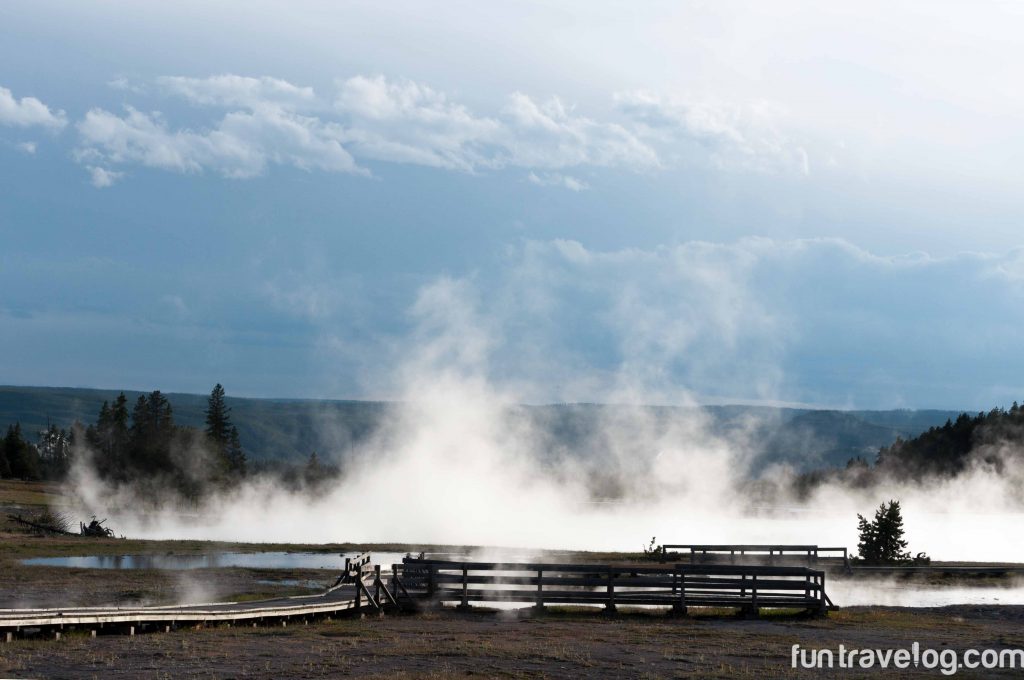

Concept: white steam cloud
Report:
left=64, top=259, right=1024, bottom=564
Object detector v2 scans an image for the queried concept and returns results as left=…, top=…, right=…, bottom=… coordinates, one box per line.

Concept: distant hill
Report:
left=0, top=385, right=960, bottom=472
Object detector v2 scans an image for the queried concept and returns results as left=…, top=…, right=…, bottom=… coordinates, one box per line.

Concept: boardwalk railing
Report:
left=397, top=558, right=832, bottom=616
left=328, top=552, right=373, bottom=590
left=661, top=544, right=850, bottom=569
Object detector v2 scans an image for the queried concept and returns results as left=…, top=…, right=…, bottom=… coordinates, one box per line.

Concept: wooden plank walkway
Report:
left=0, top=552, right=398, bottom=640
left=1, top=552, right=838, bottom=639
left=0, top=585, right=360, bottom=640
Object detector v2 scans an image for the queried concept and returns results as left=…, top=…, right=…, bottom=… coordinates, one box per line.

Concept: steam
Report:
left=63, top=270, right=1024, bottom=564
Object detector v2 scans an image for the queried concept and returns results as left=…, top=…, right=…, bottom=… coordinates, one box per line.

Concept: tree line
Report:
left=788, top=401, right=1024, bottom=498
left=1, top=384, right=339, bottom=498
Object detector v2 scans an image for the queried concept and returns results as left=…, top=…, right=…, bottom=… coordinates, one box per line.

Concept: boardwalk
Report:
left=0, top=584, right=360, bottom=640
left=2, top=553, right=835, bottom=640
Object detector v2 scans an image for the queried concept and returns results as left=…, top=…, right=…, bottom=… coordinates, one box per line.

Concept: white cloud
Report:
left=615, top=91, right=809, bottom=175
left=17, top=141, right=37, bottom=154
left=335, top=75, right=659, bottom=173
left=335, top=75, right=502, bottom=171
left=527, top=171, right=588, bottom=191
left=159, top=74, right=315, bottom=110
left=0, top=86, right=67, bottom=130
left=87, top=165, right=123, bottom=188
left=71, top=73, right=807, bottom=184
left=76, top=104, right=363, bottom=180
left=502, top=92, right=658, bottom=170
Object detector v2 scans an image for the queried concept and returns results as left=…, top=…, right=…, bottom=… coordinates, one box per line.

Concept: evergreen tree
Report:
left=856, top=512, right=878, bottom=563
left=129, top=391, right=175, bottom=474
left=205, top=384, right=231, bottom=446
left=0, top=437, right=9, bottom=478
left=4, top=423, right=42, bottom=480
left=226, top=425, right=247, bottom=476
left=856, top=500, right=911, bottom=564
left=205, top=384, right=246, bottom=478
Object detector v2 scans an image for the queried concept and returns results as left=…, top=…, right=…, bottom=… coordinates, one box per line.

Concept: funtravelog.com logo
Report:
left=792, top=643, right=1024, bottom=675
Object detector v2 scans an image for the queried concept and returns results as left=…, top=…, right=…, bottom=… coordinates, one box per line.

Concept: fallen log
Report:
left=7, top=513, right=77, bottom=536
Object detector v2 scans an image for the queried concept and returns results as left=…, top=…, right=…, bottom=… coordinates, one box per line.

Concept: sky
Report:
left=2, top=0, right=1024, bottom=409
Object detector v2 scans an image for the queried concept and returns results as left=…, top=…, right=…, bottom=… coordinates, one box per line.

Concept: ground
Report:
left=4, top=606, right=1024, bottom=678
left=3, top=481, right=1024, bottom=678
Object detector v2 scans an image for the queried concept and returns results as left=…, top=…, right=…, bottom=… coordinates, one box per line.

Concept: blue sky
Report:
left=2, top=1, right=1024, bottom=409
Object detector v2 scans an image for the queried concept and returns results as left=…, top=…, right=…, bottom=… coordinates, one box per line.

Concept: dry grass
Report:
left=7, top=606, right=1024, bottom=678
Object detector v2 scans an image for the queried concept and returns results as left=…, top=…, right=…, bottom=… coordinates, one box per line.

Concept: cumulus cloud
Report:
left=502, top=92, right=658, bottom=170
left=0, top=85, right=67, bottom=130
left=70, top=73, right=811, bottom=184
left=17, top=141, right=36, bottom=154
left=615, top=90, right=809, bottom=174
left=76, top=104, right=362, bottom=179
left=334, top=75, right=658, bottom=172
left=334, top=75, right=502, bottom=170
left=159, top=74, right=316, bottom=110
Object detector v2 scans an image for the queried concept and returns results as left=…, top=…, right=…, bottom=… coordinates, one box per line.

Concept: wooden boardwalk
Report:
left=0, top=585, right=360, bottom=640
left=661, top=544, right=851, bottom=569
left=2, top=552, right=837, bottom=639
left=0, top=552, right=398, bottom=641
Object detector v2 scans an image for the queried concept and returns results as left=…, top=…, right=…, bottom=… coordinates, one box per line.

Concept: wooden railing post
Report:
left=459, top=566, right=469, bottom=609
left=605, top=568, right=616, bottom=613
left=535, top=569, right=544, bottom=611
left=374, top=565, right=382, bottom=607
left=819, top=571, right=827, bottom=614
left=673, top=566, right=687, bottom=616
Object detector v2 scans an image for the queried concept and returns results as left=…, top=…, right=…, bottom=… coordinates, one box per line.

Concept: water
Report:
left=829, top=579, right=1024, bottom=607
left=21, top=551, right=411, bottom=571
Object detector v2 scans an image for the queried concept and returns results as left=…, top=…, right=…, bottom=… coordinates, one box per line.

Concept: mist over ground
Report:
left=62, top=276, right=1024, bottom=562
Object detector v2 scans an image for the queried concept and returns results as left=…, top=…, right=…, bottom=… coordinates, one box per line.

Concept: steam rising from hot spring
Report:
left=67, top=277, right=1024, bottom=562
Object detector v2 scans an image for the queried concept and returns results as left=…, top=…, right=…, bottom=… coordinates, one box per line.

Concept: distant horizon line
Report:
left=0, top=383, right=974, bottom=414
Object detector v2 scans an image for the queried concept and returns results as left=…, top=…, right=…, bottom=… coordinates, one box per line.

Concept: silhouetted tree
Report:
left=205, top=384, right=246, bottom=478
left=857, top=500, right=910, bottom=564
left=4, top=423, right=42, bottom=480
left=205, top=384, right=231, bottom=447
left=226, top=425, right=247, bottom=476
left=129, top=391, right=175, bottom=475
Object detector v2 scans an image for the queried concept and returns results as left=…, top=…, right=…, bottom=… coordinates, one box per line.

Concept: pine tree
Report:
left=129, top=391, right=175, bottom=474
left=204, top=384, right=231, bottom=448
left=205, top=384, right=246, bottom=479
left=856, top=500, right=911, bottom=564
left=4, top=423, right=41, bottom=480
left=875, top=500, right=910, bottom=563
left=856, top=512, right=879, bottom=563
left=226, top=425, right=247, bottom=476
